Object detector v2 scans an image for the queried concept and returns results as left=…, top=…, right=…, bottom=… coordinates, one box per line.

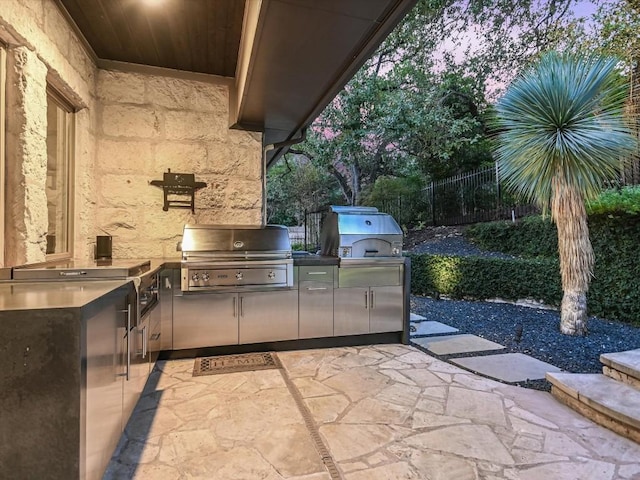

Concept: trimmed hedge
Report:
left=419, top=212, right=640, bottom=324
left=467, top=215, right=557, bottom=258
left=588, top=213, right=640, bottom=322
left=409, top=254, right=562, bottom=306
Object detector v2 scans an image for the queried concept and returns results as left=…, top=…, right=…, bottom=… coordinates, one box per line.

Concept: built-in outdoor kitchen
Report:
left=1, top=208, right=410, bottom=479
left=0, top=1, right=417, bottom=479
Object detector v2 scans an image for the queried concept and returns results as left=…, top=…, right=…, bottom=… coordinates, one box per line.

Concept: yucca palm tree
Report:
left=495, top=52, right=636, bottom=336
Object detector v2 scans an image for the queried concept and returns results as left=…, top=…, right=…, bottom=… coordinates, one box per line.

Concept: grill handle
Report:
left=59, top=270, right=87, bottom=277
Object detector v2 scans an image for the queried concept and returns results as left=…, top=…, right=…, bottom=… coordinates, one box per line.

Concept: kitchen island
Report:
left=0, top=280, right=135, bottom=480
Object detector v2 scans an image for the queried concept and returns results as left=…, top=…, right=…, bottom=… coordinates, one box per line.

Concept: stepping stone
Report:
left=450, top=353, right=561, bottom=383
left=410, top=321, right=459, bottom=336
left=413, top=334, right=504, bottom=356
left=410, top=312, right=426, bottom=321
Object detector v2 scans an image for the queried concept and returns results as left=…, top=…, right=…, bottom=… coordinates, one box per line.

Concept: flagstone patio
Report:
left=105, top=344, right=640, bottom=479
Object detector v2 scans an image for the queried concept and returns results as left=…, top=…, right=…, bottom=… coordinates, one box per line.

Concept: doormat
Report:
left=193, top=352, right=282, bottom=377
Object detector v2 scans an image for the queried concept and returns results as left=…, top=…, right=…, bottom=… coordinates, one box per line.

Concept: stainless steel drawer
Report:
left=338, top=266, right=402, bottom=287
left=299, top=266, right=335, bottom=284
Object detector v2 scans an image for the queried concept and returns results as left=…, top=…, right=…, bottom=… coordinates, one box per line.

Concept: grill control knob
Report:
left=236, top=271, right=244, bottom=280
left=268, top=271, right=276, bottom=279
left=191, top=273, right=200, bottom=282
left=202, top=272, right=210, bottom=282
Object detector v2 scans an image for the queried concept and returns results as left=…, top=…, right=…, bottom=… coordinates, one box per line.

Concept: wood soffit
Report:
left=54, top=0, right=417, bottom=162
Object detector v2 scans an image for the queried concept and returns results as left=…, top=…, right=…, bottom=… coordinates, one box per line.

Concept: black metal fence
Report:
left=290, top=159, right=640, bottom=248
left=367, top=162, right=538, bottom=227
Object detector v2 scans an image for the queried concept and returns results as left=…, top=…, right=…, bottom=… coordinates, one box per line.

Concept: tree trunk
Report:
left=552, top=176, right=593, bottom=336
left=560, top=289, right=589, bottom=335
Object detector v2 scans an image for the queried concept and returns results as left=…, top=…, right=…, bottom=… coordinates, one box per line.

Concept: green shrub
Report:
left=435, top=210, right=640, bottom=324
left=587, top=213, right=640, bottom=322
left=466, top=215, right=557, bottom=258
left=586, top=186, right=640, bottom=215
left=409, top=254, right=562, bottom=305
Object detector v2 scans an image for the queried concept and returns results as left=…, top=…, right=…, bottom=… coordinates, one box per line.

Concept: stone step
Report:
left=601, top=349, right=640, bottom=389
left=546, top=372, right=640, bottom=443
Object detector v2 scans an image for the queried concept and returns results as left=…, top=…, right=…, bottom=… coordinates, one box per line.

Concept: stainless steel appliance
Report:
left=12, top=259, right=151, bottom=281
left=174, top=224, right=297, bottom=348
left=320, top=206, right=403, bottom=262
left=180, top=224, right=294, bottom=292
left=320, top=206, right=406, bottom=336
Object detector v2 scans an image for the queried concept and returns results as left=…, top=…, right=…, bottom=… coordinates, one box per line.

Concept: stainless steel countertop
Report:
left=0, top=258, right=183, bottom=312
left=0, top=280, right=131, bottom=311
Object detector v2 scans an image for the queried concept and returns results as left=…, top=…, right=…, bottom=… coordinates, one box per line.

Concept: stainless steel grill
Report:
left=320, top=206, right=403, bottom=261
left=180, top=224, right=294, bottom=292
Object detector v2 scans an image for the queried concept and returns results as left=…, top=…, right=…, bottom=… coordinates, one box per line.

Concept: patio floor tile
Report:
left=105, top=345, right=640, bottom=479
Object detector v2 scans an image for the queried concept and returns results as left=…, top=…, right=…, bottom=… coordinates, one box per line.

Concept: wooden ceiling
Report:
left=55, top=0, right=418, bottom=163
left=58, top=0, right=245, bottom=77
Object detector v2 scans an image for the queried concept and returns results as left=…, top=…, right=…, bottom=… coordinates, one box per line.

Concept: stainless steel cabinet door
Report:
left=334, top=287, right=370, bottom=336
left=299, top=282, right=334, bottom=339
left=369, top=286, right=403, bottom=333
left=160, top=269, right=174, bottom=350
left=173, top=292, right=238, bottom=349
left=148, top=307, right=162, bottom=367
left=123, top=315, right=149, bottom=424
left=85, top=296, right=127, bottom=480
left=239, top=290, right=298, bottom=344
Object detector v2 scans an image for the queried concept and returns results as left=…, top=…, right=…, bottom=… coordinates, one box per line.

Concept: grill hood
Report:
left=181, top=224, right=292, bottom=260
left=320, top=206, right=403, bottom=258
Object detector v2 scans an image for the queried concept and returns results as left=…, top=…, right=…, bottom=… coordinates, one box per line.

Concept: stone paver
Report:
left=106, top=345, right=640, bottom=479
left=410, top=313, right=426, bottom=321
left=411, top=320, right=459, bottom=336
left=413, top=333, right=504, bottom=355
left=450, top=352, right=561, bottom=382
left=601, top=348, right=640, bottom=380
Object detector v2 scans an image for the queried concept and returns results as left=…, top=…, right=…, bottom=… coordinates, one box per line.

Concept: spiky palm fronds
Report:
left=495, top=52, right=636, bottom=213
left=494, top=51, right=637, bottom=335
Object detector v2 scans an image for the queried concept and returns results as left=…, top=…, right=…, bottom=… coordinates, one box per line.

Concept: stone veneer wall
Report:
left=1, top=0, right=96, bottom=265
left=1, top=1, right=264, bottom=264
left=95, top=70, right=263, bottom=259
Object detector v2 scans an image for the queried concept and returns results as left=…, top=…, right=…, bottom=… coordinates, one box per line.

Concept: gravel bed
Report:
left=411, top=296, right=640, bottom=389
left=411, top=235, right=516, bottom=259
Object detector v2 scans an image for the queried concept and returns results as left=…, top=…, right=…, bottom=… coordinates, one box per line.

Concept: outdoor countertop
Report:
left=0, top=280, right=131, bottom=311
left=292, top=255, right=339, bottom=266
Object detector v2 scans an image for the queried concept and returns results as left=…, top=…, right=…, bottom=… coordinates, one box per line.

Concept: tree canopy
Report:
left=267, top=0, right=636, bottom=223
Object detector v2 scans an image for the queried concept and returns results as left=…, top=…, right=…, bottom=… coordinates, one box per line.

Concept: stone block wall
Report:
left=95, top=70, right=263, bottom=259
left=1, top=0, right=96, bottom=265
left=4, top=47, right=49, bottom=265
left=1, top=0, right=264, bottom=264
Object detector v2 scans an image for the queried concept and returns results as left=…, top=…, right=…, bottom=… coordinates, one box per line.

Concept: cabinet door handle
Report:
left=365, top=292, right=368, bottom=309
left=307, top=271, right=327, bottom=275
left=124, top=305, right=131, bottom=380
left=240, top=297, right=244, bottom=317
left=233, top=296, right=237, bottom=318
left=370, top=291, right=375, bottom=310
left=307, top=287, right=328, bottom=291
left=142, top=325, right=148, bottom=359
